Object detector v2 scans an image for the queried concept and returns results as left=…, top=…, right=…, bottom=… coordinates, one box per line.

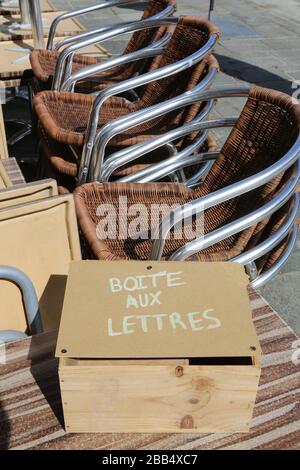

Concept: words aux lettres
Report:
left=107, top=270, right=222, bottom=336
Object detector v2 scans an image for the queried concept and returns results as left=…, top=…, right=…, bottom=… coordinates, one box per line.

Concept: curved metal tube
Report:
left=60, top=33, right=172, bottom=92
left=0, top=265, right=43, bottom=339
left=232, top=193, right=300, bottom=266
left=167, top=163, right=300, bottom=261
left=98, top=114, right=231, bottom=182
left=53, top=3, right=175, bottom=52
left=100, top=99, right=215, bottom=182
left=88, top=63, right=220, bottom=183
left=101, top=99, right=216, bottom=181
left=47, top=0, right=149, bottom=50
left=151, top=134, right=300, bottom=260
left=251, top=224, right=299, bottom=289
left=119, top=145, right=219, bottom=183
left=52, top=17, right=178, bottom=90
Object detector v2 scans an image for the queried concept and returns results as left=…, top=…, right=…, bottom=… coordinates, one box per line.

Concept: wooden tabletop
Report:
left=0, top=38, right=109, bottom=84
left=0, top=12, right=85, bottom=42
left=0, top=289, right=299, bottom=450
left=0, top=0, right=57, bottom=15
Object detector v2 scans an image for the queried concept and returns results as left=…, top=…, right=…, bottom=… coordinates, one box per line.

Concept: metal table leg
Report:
left=9, top=0, right=31, bottom=30
left=208, top=0, right=215, bottom=20
left=29, top=0, right=45, bottom=49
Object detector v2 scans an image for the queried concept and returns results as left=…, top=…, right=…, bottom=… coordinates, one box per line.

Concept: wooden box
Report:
left=56, top=261, right=261, bottom=434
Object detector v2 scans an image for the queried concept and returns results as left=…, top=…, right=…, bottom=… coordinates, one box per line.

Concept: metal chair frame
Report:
left=53, top=16, right=178, bottom=91
left=0, top=265, right=42, bottom=343
left=88, top=86, right=300, bottom=287
left=49, top=0, right=175, bottom=52
left=68, top=23, right=219, bottom=183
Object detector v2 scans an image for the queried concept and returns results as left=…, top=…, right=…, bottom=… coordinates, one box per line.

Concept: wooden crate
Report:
left=57, top=261, right=261, bottom=434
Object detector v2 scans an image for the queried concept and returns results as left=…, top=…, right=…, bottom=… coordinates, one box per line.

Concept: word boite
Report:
left=56, top=261, right=261, bottom=434
left=107, top=271, right=221, bottom=336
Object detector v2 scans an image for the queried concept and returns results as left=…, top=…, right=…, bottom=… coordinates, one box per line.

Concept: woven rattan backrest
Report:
left=111, top=0, right=177, bottom=80
left=139, top=16, right=220, bottom=110
left=192, top=87, right=300, bottom=241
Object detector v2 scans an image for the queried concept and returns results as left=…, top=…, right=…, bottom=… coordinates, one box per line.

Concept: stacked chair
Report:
left=0, top=179, right=81, bottom=342
left=30, top=0, right=177, bottom=93
left=33, top=15, right=221, bottom=191
left=74, top=87, right=300, bottom=290
left=1, top=1, right=300, bottom=341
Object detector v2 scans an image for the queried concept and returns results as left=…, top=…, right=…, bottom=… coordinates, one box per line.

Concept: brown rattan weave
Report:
left=30, top=0, right=177, bottom=92
left=33, top=17, right=220, bottom=148
left=73, top=87, right=300, bottom=268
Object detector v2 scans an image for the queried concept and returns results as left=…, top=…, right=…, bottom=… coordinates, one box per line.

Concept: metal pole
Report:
left=208, top=0, right=215, bottom=20
left=8, top=0, right=31, bottom=30
left=28, top=0, right=45, bottom=49
left=19, top=0, right=31, bottom=24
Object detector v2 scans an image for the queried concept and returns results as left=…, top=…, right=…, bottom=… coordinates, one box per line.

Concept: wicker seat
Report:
left=30, top=0, right=177, bottom=92
left=33, top=16, right=220, bottom=144
left=34, top=14, right=220, bottom=187
left=38, top=125, right=218, bottom=193
left=73, top=87, right=300, bottom=276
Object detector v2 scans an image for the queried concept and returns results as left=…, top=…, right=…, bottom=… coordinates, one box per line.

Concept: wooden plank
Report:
left=1, top=290, right=299, bottom=449
left=0, top=12, right=84, bottom=42
left=0, top=194, right=81, bottom=333
left=59, top=364, right=260, bottom=433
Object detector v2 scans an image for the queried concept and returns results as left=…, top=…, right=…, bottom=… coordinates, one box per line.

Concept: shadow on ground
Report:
left=215, top=53, right=293, bottom=94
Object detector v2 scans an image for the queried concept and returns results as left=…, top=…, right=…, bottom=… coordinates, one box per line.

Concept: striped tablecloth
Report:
left=1, top=157, right=25, bottom=185
left=0, top=289, right=299, bottom=450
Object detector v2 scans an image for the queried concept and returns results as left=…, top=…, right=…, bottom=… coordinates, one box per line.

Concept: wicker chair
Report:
left=73, top=87, right=300, bottom=288
left=37, top=55, right=220, bottom=191
left=30, top=0, right=177, bottom=93
left=33, top=16, right=220, bottom=187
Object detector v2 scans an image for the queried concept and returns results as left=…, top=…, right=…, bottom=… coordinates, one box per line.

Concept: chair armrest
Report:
left=79, top=47, right=220, bottom=183
left=53, top=21, right=133, bottom=52
left=52, top=16, right=178, bottom=90
left=52, top=2, right=175, bottom=52
left=60, top=32, right=172, bottom=92
left=0, top=265, right=42, bottom=336
left=47, top=0, right=149, bottom=50
left=168, top=164, right=300, bottom=262
left=151, top=138, right=300, bottom=260
left=100, top=100, right=218, bottom=181
left=86, top=76, right=229, bottom=184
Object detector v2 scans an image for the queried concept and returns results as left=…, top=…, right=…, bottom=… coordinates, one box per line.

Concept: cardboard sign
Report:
left=56, top=261, right=261, bottom=359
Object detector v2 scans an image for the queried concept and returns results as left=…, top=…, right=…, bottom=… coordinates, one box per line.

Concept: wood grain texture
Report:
left=0, top=290, right=299, bottom=449
left=60, top=364, right=260, bottom=433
